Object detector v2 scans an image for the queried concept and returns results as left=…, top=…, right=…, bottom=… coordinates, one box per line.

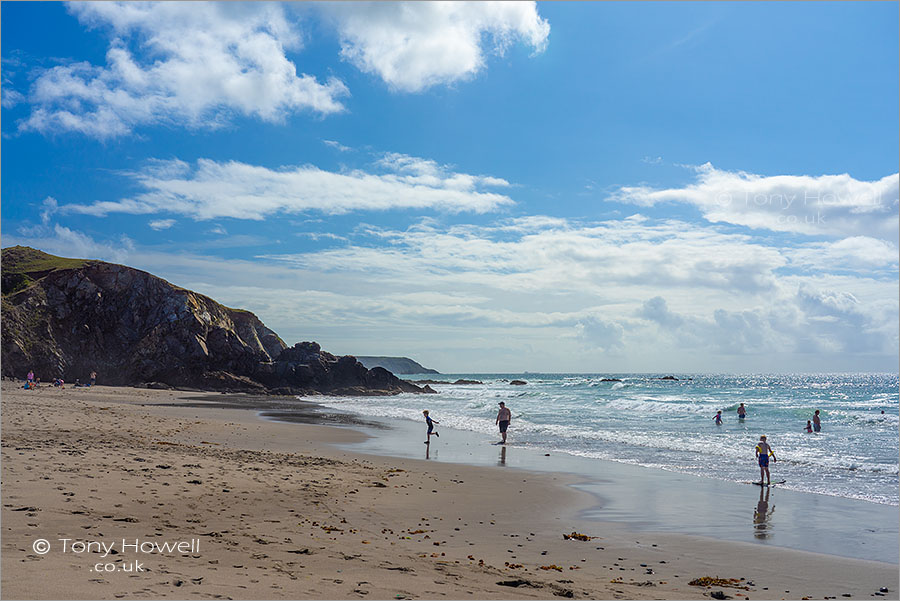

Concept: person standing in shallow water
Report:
left=737, top=403, right=746, bottom=419
left=496, top=402, right=511, bottom=444
left=813, top=409, right=821, bottom=432
left=755, top=435, right=776, bottom=485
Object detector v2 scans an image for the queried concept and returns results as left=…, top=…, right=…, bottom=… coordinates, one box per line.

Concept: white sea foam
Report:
left=308, top=373, right=899, bottom=506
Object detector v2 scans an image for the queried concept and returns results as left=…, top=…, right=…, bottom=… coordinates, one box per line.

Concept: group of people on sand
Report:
left=423, top=401, right=512, bottom=446
left=713, top=402, right=824, bottom=486
left=23, top=369, right=96, bottom=390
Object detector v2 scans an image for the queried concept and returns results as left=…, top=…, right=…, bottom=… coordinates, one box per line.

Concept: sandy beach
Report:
left=2, top=381, right=896, bottom=600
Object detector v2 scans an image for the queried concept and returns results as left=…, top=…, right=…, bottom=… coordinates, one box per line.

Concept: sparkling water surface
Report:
left=309, top=373, right=899, bottom=506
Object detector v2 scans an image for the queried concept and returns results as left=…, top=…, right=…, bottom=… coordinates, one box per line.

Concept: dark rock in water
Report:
left=600, top=378, right=622, bottom=382
left=509, top=380, right=527, bottom=385
left=657, top=375, right=679, bottom=381
left=409, top=378, right=484, bottom=385
left=423, top=385, right=437, bottom=394
left=1, top=246, right=428, bottom=396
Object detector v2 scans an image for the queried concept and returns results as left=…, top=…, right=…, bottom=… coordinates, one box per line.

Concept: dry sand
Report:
left=2, top=382, right=896, bottom=600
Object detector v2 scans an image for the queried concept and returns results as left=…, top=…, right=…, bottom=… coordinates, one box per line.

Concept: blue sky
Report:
left=2, top=1, right=898, bottom=372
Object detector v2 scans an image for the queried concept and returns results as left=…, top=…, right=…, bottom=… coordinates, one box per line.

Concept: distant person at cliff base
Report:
left=90, top=371, right=97, bottom=387
left=813, top=409, right=821, bottom=432
left=737, top=403, right=746, bottom=419
left=496, top=402, right=511, bottom=444
left=26, top=370, right=34, bottom=384
left=714, top=410, right=723, bottom=425
left=755, top=435, right=777, bottom=485
left=423, top=410, right=439, bottom=444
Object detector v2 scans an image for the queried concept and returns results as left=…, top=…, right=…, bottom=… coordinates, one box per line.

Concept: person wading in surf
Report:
left=755, top=435, right=777, bottom=485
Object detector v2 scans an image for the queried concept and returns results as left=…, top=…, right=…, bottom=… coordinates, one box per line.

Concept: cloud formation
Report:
left=8, top=213, right=897, bottom=370
left=323, top=1, right=550, bottom=92
left=63, top=154, right=514, bottom=219
left=17, top=2, right=348, bottom=138
left=612, top=163, right=899, bottom=237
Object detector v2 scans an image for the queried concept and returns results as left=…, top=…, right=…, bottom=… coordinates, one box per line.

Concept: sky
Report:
left=2, top=1, right=898, bottom=373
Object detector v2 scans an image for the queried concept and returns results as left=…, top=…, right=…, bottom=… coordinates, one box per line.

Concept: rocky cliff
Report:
left=1, top=246, right=427, bottom=395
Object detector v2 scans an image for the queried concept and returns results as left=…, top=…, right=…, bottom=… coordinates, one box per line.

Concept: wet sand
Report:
left=2, top=382, right=896, bottom=600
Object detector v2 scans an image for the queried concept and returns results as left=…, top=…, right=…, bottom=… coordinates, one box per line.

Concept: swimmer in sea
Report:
left=805, top=420, right=813, bottom=433
left=755, top=435, right=777, bottom=485
left=737, top=403, right=746, bottom=419
left=714, top=410, right=723, bottom=425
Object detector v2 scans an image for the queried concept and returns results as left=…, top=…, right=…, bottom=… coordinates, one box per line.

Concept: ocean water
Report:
left=311, top=373, right=899, bottom=506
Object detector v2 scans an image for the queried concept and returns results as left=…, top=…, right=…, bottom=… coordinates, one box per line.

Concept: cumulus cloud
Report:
left=575, top=317, right=626, bottom=352
left=611, top=163, right=899, bottom=237
left=634, top=285, right=896, bottom=357
left=787, top=236, right=898, bottom=272
left=322, top=1, right=549, bottom=92
left=62, top=155, right=515, bottom=219
left=17, top=2, right=348, bottom=138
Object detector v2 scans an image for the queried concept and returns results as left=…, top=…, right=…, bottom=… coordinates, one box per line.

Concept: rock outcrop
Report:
left=355, top=356, right=439, bottom=374
left=1, top=246, right=428, bottom=395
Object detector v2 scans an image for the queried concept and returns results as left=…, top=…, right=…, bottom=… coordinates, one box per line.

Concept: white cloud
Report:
left=575, top=317, right=626, bottom=352
left=322, top=1, right=549, bottom=92
left=148, top=218, right=176, bottom=231
left=323, top=139, right=353, bottom=152
left=62, top=155, right=515, bottom=219
left=611, top=163, right=899, bottom=237
left=7, top=224, right=133, bottom=264
left=17, top=2, right=348, bottom=138
left=40, top=197, right=59, bottom=225
left=787, top=236, right=898, bottom=271
left=7, top=214, right=896, bottom=371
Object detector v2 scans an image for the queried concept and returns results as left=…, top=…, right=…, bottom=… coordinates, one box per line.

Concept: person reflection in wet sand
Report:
left=425, top=442, right=430, bottom=460
left=498, top=445, right=507, bottom=466
left=753, top=486, right=774, bottom=539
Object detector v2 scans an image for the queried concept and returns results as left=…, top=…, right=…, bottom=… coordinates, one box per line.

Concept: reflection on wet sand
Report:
left=498, top=445, right=506, bottom=466
left=753, top=486, right=774, bottom=539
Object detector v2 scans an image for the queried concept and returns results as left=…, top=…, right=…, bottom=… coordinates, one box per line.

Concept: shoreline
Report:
left=318, top=408, right=898, bottom=564
left=2, top=382, right=897, bottom=600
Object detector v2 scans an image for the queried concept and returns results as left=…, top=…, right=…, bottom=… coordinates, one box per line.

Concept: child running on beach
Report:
left=423, top=410, right=439, bottom=444
left=755, top=435, right=777, bottom=485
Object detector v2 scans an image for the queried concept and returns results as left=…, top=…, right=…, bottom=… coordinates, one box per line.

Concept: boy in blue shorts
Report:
left=423, top=410, right=439, bottom=444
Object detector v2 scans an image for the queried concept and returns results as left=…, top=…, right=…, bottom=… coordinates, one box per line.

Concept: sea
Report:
left=311, top=373, right=899, bottom=507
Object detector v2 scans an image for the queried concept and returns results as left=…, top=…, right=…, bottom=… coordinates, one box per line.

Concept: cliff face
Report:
left=1, top=246, right=425, bottom=395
